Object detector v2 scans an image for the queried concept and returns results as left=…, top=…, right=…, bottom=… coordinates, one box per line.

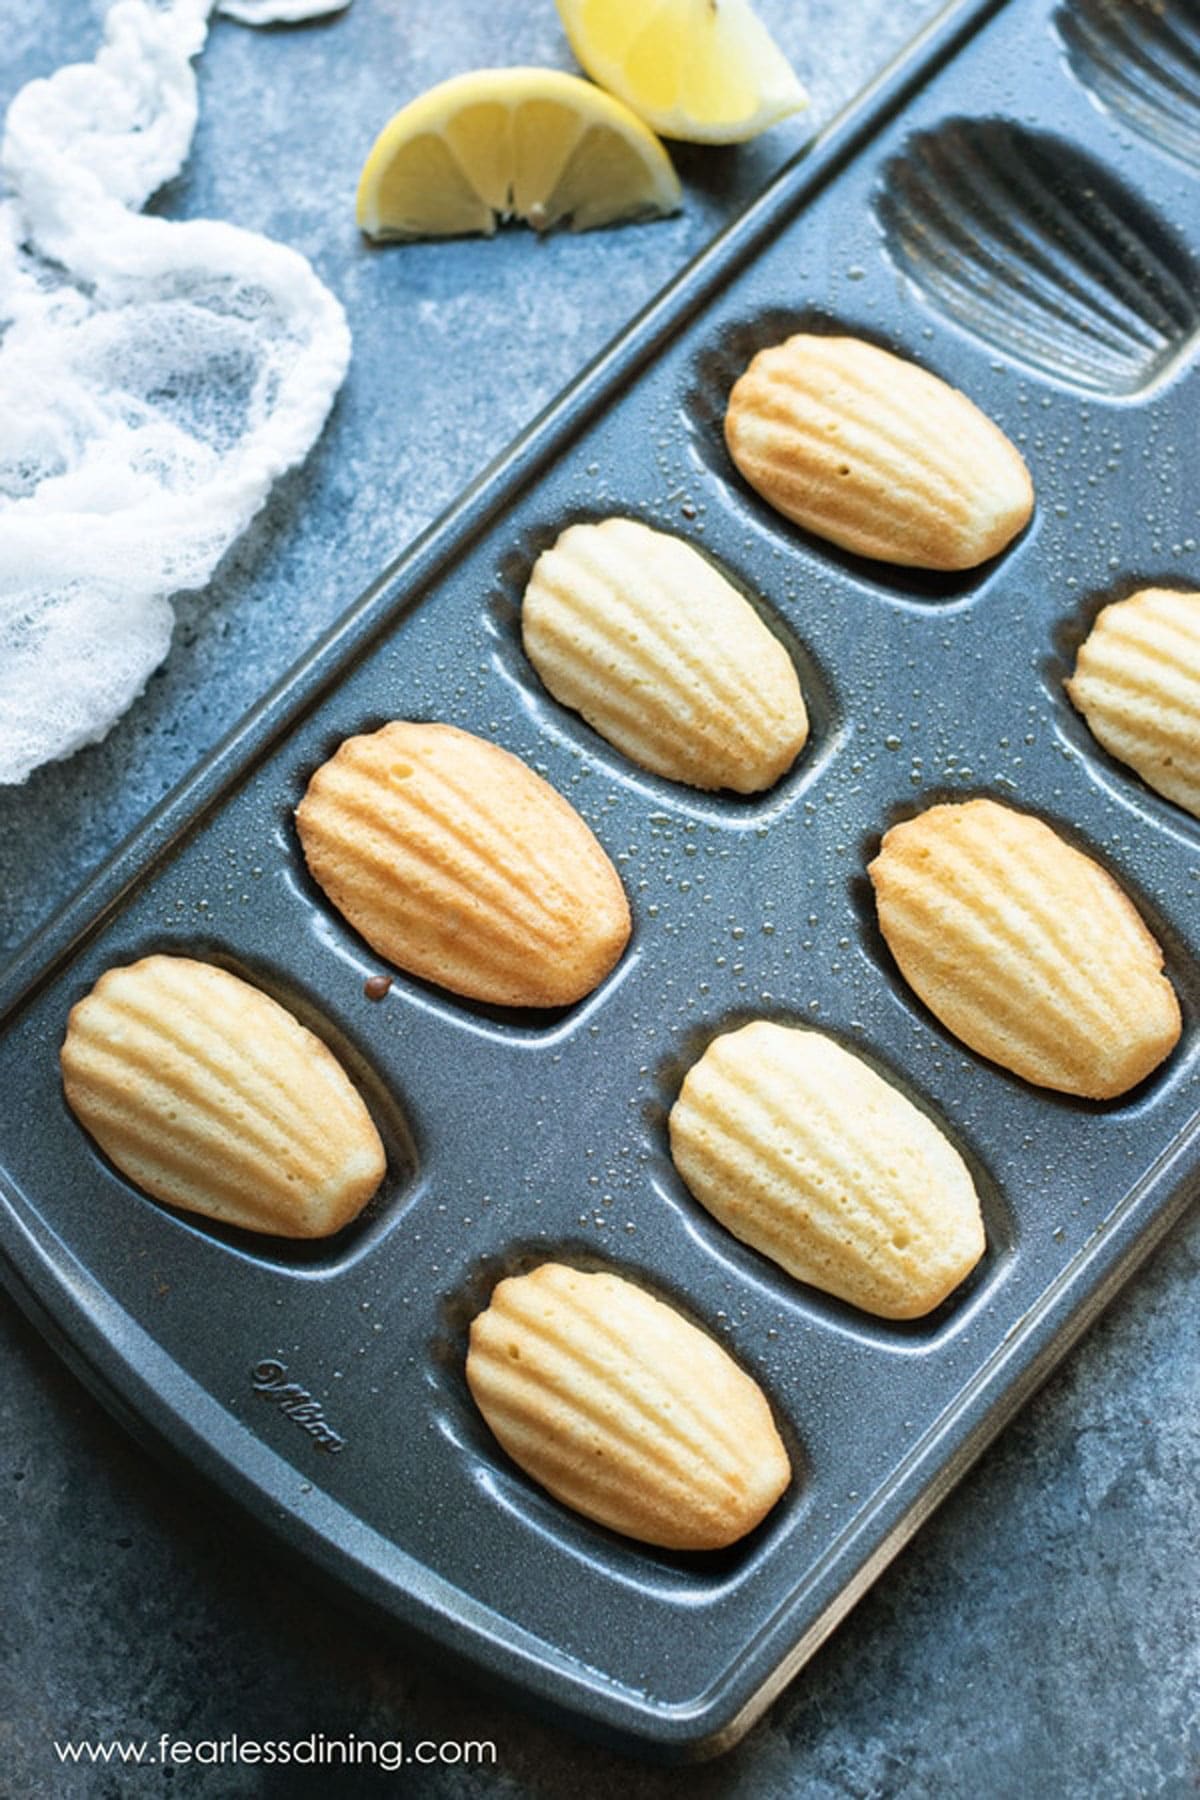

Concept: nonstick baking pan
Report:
left=1, top=0, right=1197, bottom=1759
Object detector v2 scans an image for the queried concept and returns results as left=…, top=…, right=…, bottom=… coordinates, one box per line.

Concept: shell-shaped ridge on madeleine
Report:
left=1067, top=587, right=1200, bottom=820
left=868, top=798, right=1182, bottom=1099
left=876, top=118, right=1198, bottom=396
left=1055, top=0, right=1200, bottom=171
left=296, top=721, right=631, bottom=1009
left=60, top=956, right=386, bottom=1238
left=669, top=1021, right=986, bottom=1320
left=522, top=517, right=808, bottom=793
left=723, top=333, right=1033, bottom=570
left=466, top=1263, right=791, bottom=1550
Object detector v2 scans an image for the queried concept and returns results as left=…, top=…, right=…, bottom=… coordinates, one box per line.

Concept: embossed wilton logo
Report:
left=251, top=1359, right=346, bottom=1453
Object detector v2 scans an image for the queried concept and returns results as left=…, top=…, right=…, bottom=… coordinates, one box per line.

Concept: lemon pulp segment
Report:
left=556, top=0, right=807, bottom=144
left=356, top=68, right=682, bottom=240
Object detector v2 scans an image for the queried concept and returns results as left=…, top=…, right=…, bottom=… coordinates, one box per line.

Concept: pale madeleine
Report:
left=869, top=799, right=1181, bottom=1099
left=296, top=721, right=630, bottom=1008
left=1067, top=587, right=1200, bottom=819
left=724, top=333, right=1033, bottom=569
left=466, top=1262, right=791, bottom=1550
left=61, top=955, right=386, bottom=1237
left=522, top=517, right=808, bottom=792
left=669, top=1021, right=985, bottom=1319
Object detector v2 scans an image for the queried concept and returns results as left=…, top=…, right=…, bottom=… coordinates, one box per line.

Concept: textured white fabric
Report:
left=0, top=0, right=352, bottom=784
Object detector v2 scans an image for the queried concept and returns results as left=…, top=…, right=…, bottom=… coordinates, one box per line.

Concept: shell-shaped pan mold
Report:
left=876, top=118, right=1198, bottom=396
left=1054, top=0, right=1200, bottom=170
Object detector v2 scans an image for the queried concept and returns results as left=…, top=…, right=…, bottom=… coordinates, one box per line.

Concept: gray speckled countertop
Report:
left=2, top=3, right=1198, bottom=1795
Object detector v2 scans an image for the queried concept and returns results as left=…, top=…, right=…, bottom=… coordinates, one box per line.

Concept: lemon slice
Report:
left=356, top=68, right=682, bottom=240
left=555, top=0, right=807, bottom=144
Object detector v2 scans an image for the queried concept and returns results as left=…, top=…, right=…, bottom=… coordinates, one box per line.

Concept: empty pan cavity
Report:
left=1054, top=0, right=1200, bottom=170
left=876, top=118, right=1198, bottom=396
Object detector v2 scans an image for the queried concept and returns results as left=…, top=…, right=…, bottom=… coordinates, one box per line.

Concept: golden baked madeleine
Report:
left=467, top=1262, right=791, bottom=1550
left=296, top=721, right=631, bottom=1008
left=669, top=1021, right=985, bottom=1319
left=869, top=799, right=1181, bottom=1098
left=61, top=955, right=386, bottom=1238
left=1067, top=587, right=1200, bottom=818
left=724, top=334, right=1033, bottom=569
left=522, top=517, right=808, bottom=792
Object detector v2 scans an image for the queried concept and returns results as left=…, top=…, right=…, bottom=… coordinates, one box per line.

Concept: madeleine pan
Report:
left=1, top=0, right=1197, bottom=1758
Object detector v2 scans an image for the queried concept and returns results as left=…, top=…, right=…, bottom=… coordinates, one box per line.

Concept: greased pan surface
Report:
left=1, top=0, right=1198, bottom=1757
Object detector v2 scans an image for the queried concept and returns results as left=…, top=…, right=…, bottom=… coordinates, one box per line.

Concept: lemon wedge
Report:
left=356, top=68, right=682, bottom=240
left=555, top=0, right=807, bottom=144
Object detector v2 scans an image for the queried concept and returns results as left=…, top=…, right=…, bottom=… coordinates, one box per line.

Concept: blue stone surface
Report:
left=1, top=3, right=1197, bottom=1795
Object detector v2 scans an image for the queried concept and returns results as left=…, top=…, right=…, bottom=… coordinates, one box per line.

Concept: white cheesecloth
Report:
left=0, top=0, right=353, bottom=784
